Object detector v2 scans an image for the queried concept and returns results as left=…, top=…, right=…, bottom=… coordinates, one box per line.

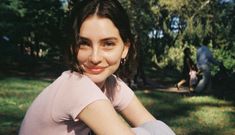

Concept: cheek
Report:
left=103, top=50, right=123, bottom=65
left=76, top=48, right=124, bottom=65
left=77, top=51, right=89, bottom=64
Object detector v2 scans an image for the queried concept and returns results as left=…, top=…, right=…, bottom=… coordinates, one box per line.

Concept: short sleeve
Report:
left=51, top=72, right=108, bottom=122
left=112, top=79, right=134, bottom=111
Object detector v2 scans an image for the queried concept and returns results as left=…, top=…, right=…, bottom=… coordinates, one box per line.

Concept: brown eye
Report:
left=106, top=41, right=115, bottom=46
left=78, top=38, right=91, bottom=48
left=103, top=41, right=115, bottom=48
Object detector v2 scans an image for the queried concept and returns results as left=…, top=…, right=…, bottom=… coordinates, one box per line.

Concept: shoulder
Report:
left=54, top=71, right=104, bottom=101
left=109, top=76, right=134, bottom=111
left=115, top=76, right=132, bottom=92
left=52, top=71, right=108, bottom=121
left=60, top=70, right=95, bottom=86
left=106, top=75, right=131, bottom=92
left=60, top=70, right=83, bottom=80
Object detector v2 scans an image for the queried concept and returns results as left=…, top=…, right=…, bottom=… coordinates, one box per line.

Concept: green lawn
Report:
left=0, top=76, right=234, bottom=135
left=136, top=91, right=235, bottom=135
left=0, top=77, right=51, bottom=135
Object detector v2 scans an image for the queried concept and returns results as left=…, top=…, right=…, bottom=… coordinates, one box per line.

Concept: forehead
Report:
left=79, top=16, right=120, bottom=39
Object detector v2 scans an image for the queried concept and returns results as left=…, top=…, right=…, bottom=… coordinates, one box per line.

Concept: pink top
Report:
left=19, top=71, right=134, bottom=135
left=189, top=70, right=198, bottom=85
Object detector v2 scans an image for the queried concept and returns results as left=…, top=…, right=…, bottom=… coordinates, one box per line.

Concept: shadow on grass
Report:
left=137, top=92, right=194, bottom=120
left=0, top=64, right=234, bottom=135
left=0, top=112, right=23, bottom=135
left=135, top=91, right=235, bottom=135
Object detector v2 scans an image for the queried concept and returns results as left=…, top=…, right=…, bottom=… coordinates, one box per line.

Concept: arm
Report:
left=120, top=95, right=176, bottom=135
left=77, top=99, right=135, bottom=135
left=120, top=95, right=156, bottom=127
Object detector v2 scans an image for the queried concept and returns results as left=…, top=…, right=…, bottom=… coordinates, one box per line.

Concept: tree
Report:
left=0, top=0, right=66, bottom=63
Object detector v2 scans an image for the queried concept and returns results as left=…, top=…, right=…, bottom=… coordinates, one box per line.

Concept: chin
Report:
left=85, top=74, right=107, bottom=85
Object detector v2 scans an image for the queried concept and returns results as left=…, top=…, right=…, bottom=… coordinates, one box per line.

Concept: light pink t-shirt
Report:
left=19, top=71, right=134, bottom=135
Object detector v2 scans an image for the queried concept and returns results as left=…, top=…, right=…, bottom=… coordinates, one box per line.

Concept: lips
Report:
left=84, top=66, right=106, bottom=74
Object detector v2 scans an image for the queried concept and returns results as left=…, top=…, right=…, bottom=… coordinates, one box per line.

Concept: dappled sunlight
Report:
left=136, top=91, right=235, bottom=135
left=182, top=96, right=233, bottom=107
left=195, top=106, right=231, bottom=127
left=183, top=95, right=227, bottom=103
left=0, top=77, right=234, bottom=135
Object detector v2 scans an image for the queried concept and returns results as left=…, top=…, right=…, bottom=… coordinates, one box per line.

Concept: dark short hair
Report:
left=67, top=0, right=136, bottom=74
left=183, top=47, right=190, bottom=55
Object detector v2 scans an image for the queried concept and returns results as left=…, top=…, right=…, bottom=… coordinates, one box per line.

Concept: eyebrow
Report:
left=78, top=36, right=90, bottom=42
left=79, top=36, right=118, bottom=42
left=101, top=37, right=118, bottom=42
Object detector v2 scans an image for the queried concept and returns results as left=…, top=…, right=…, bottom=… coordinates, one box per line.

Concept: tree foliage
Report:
left=120, top=0, right=235, bottom=71
left=0, top=0, right=234, bottom=73
left=0, top=0, right=66, bottom=65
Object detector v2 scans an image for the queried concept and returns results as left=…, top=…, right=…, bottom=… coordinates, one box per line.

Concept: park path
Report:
left=140, top=86, right=191, bottom=94
left=154, top=87, right=190, bottom=93
left=134, top=78, right=191, bottom=94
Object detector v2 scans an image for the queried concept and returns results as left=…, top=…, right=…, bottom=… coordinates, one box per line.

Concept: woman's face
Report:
left=77, top=16, right=129, bottom=87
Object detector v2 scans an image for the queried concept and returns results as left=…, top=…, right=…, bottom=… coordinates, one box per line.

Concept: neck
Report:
left=96, top=81, right=106, bottom=92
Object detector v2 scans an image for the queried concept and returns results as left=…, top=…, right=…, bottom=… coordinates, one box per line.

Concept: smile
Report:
left=84, top=66, right=106, bottom=74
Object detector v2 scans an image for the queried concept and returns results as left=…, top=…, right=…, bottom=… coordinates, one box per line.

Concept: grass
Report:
left=0, top=76, right=234, bottom=135
left=136, top=91, right=235, bottom=135
left=0, top=77, right=51, bottom=135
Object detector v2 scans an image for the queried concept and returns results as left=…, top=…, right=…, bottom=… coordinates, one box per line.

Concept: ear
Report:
left=121, top=42, right=130, bottom=59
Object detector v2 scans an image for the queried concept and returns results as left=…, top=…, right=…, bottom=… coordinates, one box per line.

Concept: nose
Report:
left=89, top=47, right=102, bottom=65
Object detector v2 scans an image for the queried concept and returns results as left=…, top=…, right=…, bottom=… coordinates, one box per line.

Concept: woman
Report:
left=19, top=0, right=175, bottom=135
